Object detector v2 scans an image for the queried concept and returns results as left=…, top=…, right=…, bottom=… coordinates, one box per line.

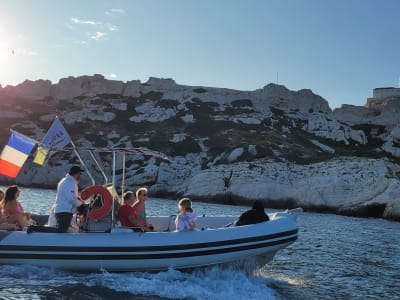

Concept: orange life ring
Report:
left=80, top=185, right=113, bottom=220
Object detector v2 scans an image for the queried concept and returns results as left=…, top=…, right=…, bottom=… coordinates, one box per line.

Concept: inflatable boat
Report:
left=0, top=211, right=299, bottom=272
left=0, top=124, right=300, bottom=272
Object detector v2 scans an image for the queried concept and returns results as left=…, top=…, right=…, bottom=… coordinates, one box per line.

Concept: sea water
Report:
left=0, top=186, right=399, bottom=300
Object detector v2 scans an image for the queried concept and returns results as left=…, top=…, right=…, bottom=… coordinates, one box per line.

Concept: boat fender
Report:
left=80, top=185, right=113, bottom=221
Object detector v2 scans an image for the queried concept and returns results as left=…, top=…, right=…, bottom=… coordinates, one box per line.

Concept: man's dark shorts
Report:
left=55, top=212, right=73, bottom=233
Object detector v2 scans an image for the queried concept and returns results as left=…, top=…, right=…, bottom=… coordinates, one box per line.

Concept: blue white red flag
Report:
left=0, top=131, right=37, bottom=178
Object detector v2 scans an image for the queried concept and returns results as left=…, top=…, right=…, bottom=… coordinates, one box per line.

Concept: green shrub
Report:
left=193, top=88, right=208, bottom=93
left=231, top=99, right=253, bottom=108
left=157, top=99, right=179, bottom=109
left=170, top=136, right=201, bottom=156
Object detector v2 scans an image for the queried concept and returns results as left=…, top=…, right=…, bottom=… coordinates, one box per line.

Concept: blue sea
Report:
left=0, top=186, right=399, bottom=300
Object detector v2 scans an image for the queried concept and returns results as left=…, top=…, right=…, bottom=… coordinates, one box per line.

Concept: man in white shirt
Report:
left=27, top=165, right=84, bottom=234
left=54, top=166, right=84, bottom=232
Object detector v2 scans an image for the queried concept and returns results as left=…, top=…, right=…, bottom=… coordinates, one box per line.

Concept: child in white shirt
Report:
left=175, top=198, right=197, bottom=232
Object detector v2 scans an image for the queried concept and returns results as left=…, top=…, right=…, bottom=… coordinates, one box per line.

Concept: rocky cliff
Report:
left=0, top=75, right=399, bottom=220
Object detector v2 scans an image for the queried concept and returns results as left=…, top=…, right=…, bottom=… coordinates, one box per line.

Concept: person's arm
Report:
left=22, top=212, right=31, bottom=219
left=175, top=215, right=179, bottom=231
left=132, top=210, right=151, bottom=231
left=65, top=179, right=78, bottom=208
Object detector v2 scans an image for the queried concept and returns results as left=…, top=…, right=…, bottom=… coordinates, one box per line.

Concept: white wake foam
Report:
left=0, top=265, right=279, bottom=300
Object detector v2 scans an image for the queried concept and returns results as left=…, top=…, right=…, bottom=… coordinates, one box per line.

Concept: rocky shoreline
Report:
left=1, top=181, right=397, bottom=221
left=1, top=75, right=400, bottom=221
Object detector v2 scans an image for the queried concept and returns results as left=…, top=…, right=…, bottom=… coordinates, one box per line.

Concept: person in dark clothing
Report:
left=235, top=201, right=269, bottom=226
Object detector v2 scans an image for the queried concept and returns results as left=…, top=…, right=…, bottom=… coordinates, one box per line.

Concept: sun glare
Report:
left=0, top=28, right=19, bottom=86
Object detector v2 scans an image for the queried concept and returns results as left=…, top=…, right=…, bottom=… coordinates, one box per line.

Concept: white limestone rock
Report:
left=333, top=104, right=378, bottom=125
left=255, top=84, right=331, bottom=113
left=141, top=77, right=178, bottom=93
left=170, top=134, right=187, bottom=143
left=334, top=98, right=400, bottom=127
left=122, top=80, right=141, bottom=97
left=310, top=140, right=335, bottom=154
left=306, top=113, right=367, bottom=144
left=234, top=116, right=263, bottom=125
left=180, top=114, right=195, bottom=123
left=181, top=158, right=400, bottom=219
left=129, top=101, right=177, bottom=122
left=63, top=110, right=116, bottom=124
left=248, top=145, right=257, bottom=156
left=110, top=101, right=128, bottom=111
left=50, top=74, right=124, bottom=99
left=211, top=113, right=264, bottom=125
left=381, top=125, right=400, bottom=157
left=3, top=80, right=51, bottom=100
left=227, top=147, right=244, bottom=163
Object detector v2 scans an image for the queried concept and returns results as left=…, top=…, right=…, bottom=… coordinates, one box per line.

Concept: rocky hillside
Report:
left=0, top=75, right=399, bottom=220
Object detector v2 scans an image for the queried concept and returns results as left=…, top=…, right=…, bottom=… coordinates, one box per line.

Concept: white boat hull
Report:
left=0, top=214, right=298, bottom=272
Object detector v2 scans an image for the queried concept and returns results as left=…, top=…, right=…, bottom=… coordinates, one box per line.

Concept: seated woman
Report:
left=0, top=190, right=24, bottom=230
left=175, top=198, right=197, bottom=232
left=132, top=188, right=154, bottom=231
left=1, top=185, right=32, bottom=228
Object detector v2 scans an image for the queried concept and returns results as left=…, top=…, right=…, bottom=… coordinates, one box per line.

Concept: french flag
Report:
left=0, top=131, right=37, bottom=178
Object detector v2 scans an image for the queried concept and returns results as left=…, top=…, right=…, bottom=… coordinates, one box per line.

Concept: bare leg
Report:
left=0, top=223, right=18, bottom=230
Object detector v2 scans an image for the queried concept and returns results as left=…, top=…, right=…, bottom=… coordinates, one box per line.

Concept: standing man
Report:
left=27, top=165, right=84, bottom=234
left=54, top=165, right=84, bottom=232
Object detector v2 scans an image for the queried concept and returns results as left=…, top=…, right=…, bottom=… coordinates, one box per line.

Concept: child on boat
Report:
left=175, top=198, right=197, bottom=232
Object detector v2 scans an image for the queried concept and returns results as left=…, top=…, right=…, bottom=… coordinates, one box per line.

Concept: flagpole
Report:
left=71, top=140, right=95, bottom=185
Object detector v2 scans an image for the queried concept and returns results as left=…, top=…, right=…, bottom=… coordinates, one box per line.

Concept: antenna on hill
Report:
left=276, top=72, right=279, bottom=84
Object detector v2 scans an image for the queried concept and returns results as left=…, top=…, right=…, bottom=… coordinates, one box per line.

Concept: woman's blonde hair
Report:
left=135, top=187, right=148, bottom=199
left=179, top=198, right=193, bottom=213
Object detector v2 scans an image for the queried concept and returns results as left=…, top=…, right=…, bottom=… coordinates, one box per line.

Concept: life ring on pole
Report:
left=80, top=185, right=113, bottom=221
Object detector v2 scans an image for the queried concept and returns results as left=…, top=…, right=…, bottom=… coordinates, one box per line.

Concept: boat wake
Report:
left=0, top=265, right=280, bottom=300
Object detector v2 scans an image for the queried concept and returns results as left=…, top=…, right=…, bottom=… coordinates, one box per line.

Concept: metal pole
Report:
left=121, top=152, right=126, bottom=200
left=111, top=151, right=116, bottom=227
left=71, top=140, right=95, bottom=185
left=88, top=150, right=108, bottom=185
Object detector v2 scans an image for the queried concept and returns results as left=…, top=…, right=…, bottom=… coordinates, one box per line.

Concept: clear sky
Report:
left=0, top=0, right=399, bottom=108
